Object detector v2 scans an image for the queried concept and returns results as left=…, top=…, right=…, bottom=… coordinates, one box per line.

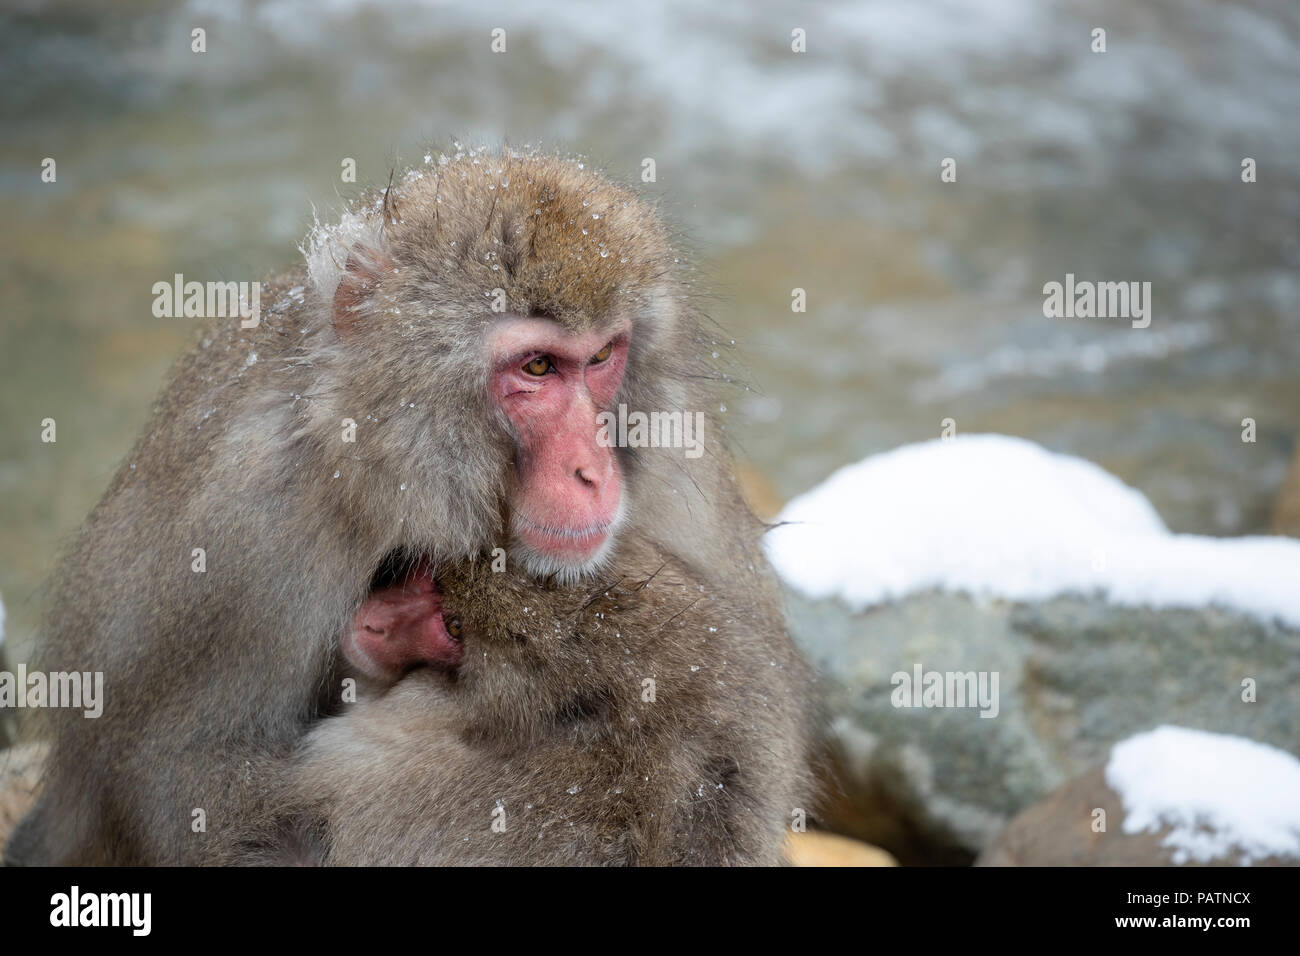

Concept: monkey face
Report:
left=488, top=316, right=630, bottom=582
left=341, top=558, right=463, bottom=684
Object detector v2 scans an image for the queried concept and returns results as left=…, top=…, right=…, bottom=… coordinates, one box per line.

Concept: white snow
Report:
left=765, top=434, right=1300, bottom=627
left=302, top=208, right=383, bottom=303
left=1106, top=726, right=1300, bottom=864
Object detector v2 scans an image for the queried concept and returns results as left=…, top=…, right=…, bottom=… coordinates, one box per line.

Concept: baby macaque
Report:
left=240, top=535, right=813, bottom=866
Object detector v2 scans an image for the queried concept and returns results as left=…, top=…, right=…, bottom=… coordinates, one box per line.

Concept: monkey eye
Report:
left=590, top=341, right=614, bottom=364
left=523, top=355, right=553, bottom=376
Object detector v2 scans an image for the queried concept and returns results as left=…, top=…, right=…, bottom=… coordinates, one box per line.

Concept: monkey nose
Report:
left=575, top=462, right=612, bottom=490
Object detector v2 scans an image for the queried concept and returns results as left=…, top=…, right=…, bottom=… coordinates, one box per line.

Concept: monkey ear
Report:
left=332, top=250, right=387, bottom=338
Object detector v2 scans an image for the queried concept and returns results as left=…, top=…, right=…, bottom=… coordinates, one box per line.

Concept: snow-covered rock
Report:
left=768, top=434, right=1300, bottom=626
left=1107, top=726, right=1300, bottom=865
left=979, top=727, right=1300, bottom=866
left=771, top=437, right=1300, bottom=861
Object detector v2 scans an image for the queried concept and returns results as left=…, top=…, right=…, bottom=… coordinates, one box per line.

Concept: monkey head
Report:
left=339, top=557, right=462, bottom=684
left=303, top=149, right=698, bottom=589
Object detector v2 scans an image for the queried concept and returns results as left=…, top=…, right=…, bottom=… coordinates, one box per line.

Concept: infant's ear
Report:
left=332, top=248, right=390, bottom=339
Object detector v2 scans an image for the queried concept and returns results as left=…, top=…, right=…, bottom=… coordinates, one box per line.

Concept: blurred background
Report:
left=2, top=0, right=1299, bottom=864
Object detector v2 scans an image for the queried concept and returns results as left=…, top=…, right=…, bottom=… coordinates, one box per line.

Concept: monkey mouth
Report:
left=512, top=512, right=617, bottom=561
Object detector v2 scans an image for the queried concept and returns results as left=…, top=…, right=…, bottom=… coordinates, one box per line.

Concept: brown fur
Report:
left=229, top=534, right=812, bottom=866
left=6, top=147, right=784, bottom=865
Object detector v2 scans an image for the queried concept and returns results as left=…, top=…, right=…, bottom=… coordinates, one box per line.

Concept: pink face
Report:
left=489, top=317, right=628, bottom=572
left=341, top=560, right=462, bottom=683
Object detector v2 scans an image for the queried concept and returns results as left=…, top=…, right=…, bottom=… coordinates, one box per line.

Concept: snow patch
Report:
left=1106, top=726, right=1300, bottom=864
left=766, top=434, right=1300, bottom=627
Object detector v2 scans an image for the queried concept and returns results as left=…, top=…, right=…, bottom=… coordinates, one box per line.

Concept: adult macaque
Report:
left=234, top=535, right=811, bottom=865
left=7, top=148, right=793, bottom=865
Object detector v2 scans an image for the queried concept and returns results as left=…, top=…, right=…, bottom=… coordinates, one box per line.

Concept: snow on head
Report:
left=301, top=207, right=384, bottom=304
left=1106, top=726, right=1300, bottom=864
left=765, top=434, right=1300, bottom=627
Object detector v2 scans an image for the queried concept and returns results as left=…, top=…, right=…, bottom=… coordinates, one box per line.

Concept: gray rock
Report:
left=790, top=589, right=1300, bottom=863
